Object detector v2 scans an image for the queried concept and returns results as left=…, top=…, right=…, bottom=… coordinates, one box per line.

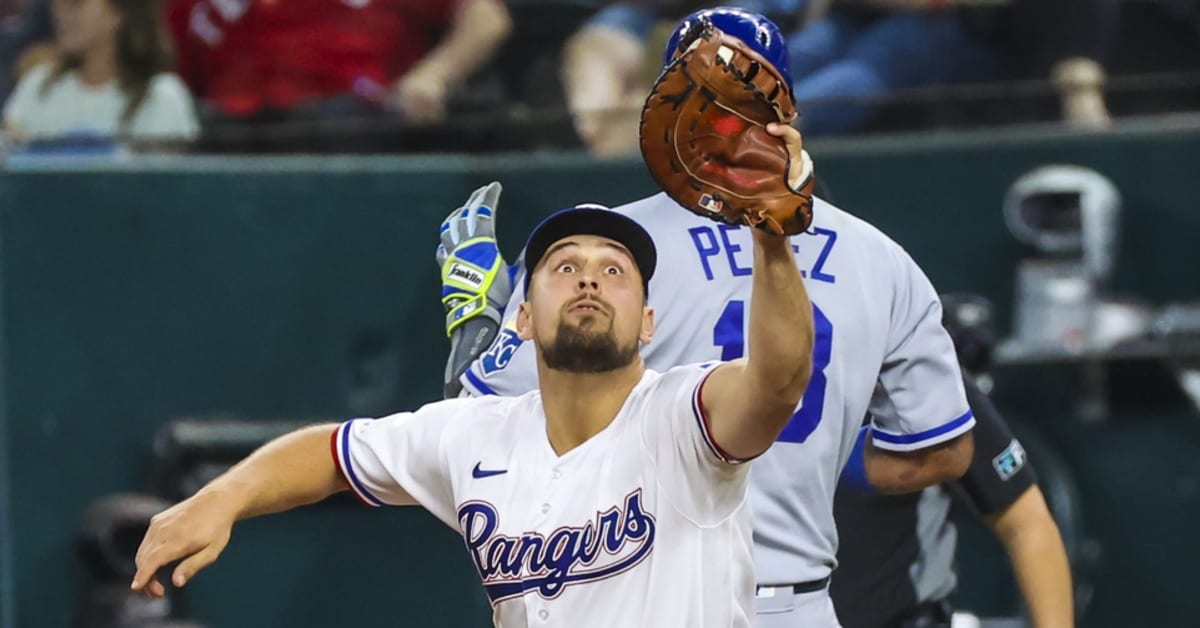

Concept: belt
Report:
left=755, top=576, right=830, bottom=596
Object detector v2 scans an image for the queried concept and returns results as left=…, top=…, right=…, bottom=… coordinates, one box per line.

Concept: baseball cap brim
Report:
left=523, top=206, right=657, bottom=298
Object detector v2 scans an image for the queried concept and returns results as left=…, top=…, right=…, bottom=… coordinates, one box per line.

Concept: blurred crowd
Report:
left=0, top=0, right=1197, bottom=155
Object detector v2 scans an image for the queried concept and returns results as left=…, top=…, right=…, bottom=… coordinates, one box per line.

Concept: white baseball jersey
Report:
left=461, top=193, right=974, bottom=587
left=332, top=364, right=759, bottom=627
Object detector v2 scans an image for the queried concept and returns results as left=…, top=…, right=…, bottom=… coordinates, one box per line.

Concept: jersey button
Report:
left=538, top=609, right=549, bottom=621
left=541, top=503, right=551, bottom=514
left=551, top=469, right=562, bottom=480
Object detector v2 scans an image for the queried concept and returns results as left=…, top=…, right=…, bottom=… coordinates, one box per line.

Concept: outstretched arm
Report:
left=131, top=424, right=352, bottom=597
left=699, top=125, right=815, bottom=461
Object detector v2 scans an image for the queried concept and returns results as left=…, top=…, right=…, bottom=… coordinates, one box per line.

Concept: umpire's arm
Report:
left=700, top=132, right=815, bottom=461
left=958, top=377, right=1074, bottom=628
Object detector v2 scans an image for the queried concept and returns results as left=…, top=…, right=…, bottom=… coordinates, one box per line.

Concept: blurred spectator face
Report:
left=53, top=0, right=121, bottom=55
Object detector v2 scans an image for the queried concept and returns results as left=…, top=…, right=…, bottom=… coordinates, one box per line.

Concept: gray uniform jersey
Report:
left=461, top=193, right=973, bottom=584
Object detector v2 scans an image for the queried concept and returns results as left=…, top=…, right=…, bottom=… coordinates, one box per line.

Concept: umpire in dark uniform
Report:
left=829, top=295, right=1074, bottom=628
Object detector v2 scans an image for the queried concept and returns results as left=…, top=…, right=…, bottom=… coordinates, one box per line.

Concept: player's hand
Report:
left=436, top=182, right=514, bottom=397
left=130, top=491, right=237, bottom=598
left=437, top=181, right=513, bottom=336
left=766, top=122, right=813, bottom=196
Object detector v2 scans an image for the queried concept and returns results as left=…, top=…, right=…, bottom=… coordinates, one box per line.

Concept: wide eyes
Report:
left=553, top=262, right=624, bottom=276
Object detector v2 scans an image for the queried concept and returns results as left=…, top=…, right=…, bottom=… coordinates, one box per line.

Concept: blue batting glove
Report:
left=436, top=182, right=513, bottom=336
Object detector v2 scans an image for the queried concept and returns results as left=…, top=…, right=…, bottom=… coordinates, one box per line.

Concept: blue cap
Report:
left=523, top=206, right=656, bottom=298
left=662, top=6, right=793, bottom=88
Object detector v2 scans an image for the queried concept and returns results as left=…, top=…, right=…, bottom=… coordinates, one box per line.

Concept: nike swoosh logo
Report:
left=472, top=462, right=508, bottom=479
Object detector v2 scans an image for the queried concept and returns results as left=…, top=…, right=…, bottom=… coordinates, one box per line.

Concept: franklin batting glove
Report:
left=435, top=181, right=514, bottom=397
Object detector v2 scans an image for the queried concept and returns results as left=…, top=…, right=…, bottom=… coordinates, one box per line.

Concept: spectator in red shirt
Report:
left=164, top=0, right=512, bottom=122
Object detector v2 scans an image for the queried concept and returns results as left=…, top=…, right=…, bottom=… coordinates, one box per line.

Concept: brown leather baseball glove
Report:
left=640, top=23, right=815, bottom=235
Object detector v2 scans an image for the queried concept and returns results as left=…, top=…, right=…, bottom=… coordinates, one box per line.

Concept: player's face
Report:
left=518, top=235, right=654, bottom=373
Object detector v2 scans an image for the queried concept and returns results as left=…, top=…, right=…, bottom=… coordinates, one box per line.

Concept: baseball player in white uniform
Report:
left=130, top=183, right=817, bottom=626
left=435, top=13, right=975, bottom=628
left=448, top=187, right=976, bottom=626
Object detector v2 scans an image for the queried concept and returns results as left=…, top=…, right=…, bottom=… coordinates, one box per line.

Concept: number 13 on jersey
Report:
left=713, top=300, right=832, bottom=443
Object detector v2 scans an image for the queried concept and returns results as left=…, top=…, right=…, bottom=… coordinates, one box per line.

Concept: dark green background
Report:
left=1, top=121, right=1197, bottom=627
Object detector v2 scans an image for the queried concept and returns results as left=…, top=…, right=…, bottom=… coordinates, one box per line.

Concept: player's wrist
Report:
left=443, top=293, right=487, bottom=335
left=193, top=481, right=252, bottom=523
left=751, top=226, right=794, bottom=249
left=788, top=149, right=814, bottom=195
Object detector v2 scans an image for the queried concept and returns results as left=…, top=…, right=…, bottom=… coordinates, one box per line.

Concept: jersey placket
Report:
left=518, top=434, right=561, bottom=624
left=519, top=425, right=606, bottom=624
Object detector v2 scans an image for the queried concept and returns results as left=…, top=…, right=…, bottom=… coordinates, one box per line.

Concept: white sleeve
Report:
left=330, top=399, right=464, bottom=527
left=868, top=243, right=974, bottom=452
left=129, top=73, right=199, bottom=140
left=459, top=266, right=539, bottom=397
left=640, top=364, right=750, bottom=526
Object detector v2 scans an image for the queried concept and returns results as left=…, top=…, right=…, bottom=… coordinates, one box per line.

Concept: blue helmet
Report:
left=662, top=6, right=793, bottom=88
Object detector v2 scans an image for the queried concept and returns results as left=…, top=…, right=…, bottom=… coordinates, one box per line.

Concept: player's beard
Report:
left=541, top=318, right=638, bottom=374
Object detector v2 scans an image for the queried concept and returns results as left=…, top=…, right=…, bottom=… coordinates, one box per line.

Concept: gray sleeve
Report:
left=953, top=375, right=1037, bottom=515
left=458, top=266, right=539, bottom=397
left=867, top=244, right=974, bottom=452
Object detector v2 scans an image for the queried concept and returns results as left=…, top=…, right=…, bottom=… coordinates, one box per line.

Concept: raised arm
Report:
left=698, top=126, right=815, bottom=461
left=131, top=424, right=350, bottom=597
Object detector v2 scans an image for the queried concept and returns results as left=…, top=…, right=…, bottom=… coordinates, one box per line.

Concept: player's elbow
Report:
left=752, top=361, right=811, bottom=414
left=790, top=362, right=813, bottom=407
left=913, top=431, right=974, bottom=487
left=865, top=431, right=974, bottom=493
left=787, top=320, right=816, bottom=403
left=940, top=430, right=974, bottom=481
left=752, top=329, right=814, bottom=407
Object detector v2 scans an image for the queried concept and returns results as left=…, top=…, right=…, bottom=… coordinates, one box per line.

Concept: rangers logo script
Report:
left=458, top=490, right=656, bottom=603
